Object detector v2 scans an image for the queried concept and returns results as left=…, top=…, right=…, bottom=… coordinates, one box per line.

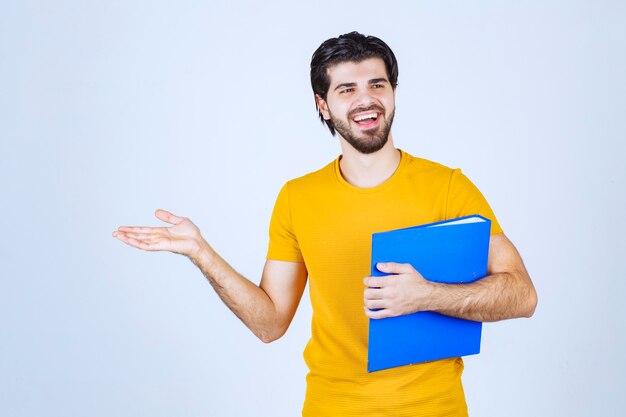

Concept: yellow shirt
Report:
left=267, top=150, right=502, bottom=417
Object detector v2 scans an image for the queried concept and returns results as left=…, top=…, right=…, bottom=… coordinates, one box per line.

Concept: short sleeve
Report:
left=446, top=169, right=503, bottom=235
left=266, top=183, right=304, bottom=262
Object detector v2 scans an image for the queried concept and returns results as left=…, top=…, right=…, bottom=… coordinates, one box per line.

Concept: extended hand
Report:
left=363, top=262, right=434, bottom=319
left=112, top=209, right=204, bottom=258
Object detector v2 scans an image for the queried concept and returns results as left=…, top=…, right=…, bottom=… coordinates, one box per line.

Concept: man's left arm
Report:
left=363, top=233, right=538, bottom=322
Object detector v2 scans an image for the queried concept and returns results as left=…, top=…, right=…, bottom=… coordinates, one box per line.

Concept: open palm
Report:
left=113, top=209, right=203, bottom=257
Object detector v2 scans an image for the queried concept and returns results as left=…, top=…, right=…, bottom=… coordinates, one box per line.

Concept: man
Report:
left=113, top=32, right=537, bottom=416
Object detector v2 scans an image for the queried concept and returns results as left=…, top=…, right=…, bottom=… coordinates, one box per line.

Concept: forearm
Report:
left=189, top=240, right=283, bottom=342
left=426, top=270, right=537, bottom=322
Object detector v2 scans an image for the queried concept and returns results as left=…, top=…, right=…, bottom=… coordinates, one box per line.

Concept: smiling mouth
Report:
left=352, top=112, right=380, bottom=128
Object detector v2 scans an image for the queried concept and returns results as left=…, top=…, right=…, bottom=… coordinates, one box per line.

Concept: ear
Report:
left=315, top=94, right=331, bottom=120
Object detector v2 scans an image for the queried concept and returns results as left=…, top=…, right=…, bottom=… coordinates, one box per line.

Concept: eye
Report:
left=372, top=83, right=384, bottom=89
left=340, top=87, right=354, bottom=94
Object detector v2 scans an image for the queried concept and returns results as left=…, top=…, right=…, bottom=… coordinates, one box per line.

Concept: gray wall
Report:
left=1, top=1, right=624, bottom=416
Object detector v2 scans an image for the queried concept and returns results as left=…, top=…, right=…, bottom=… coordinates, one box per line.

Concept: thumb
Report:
left=155, top=209, right=184, bottom=225
left=376, top=262, right=415, bottom=274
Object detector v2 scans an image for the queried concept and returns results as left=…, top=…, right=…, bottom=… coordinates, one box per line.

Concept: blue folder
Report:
left=367, top=215, right=491, bottom=372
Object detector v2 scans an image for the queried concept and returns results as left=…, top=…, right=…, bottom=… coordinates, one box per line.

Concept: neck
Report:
left=338, top=134, right=401, bottom=188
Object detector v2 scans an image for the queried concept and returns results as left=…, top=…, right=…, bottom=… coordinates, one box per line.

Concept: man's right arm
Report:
left=191, top=243, right=308, bottom=343
left=113, top=209, right=307, bottom=343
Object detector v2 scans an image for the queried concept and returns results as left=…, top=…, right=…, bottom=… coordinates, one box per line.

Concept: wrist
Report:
left=188, top=237, right=213, bottom=264
left=422, top=281, right=442, bottom=312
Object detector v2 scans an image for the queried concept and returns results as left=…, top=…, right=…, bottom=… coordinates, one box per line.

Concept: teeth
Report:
left=353, top=113, right=378, bottom=122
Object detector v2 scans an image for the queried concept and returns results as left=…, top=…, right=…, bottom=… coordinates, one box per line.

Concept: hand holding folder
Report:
left=367, top=215, right=492, bottom=372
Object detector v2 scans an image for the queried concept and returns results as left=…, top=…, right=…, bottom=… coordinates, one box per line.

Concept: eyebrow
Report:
left=333, top=78, right=390, bottom=91
left=334, top=82, right=357, bottom=92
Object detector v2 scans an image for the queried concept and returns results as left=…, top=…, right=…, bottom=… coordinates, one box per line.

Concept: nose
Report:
left=353, top=88, right=377, bottom=108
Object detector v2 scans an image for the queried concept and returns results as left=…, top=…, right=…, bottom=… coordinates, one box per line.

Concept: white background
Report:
left=1, top=1, right=624, bottom=416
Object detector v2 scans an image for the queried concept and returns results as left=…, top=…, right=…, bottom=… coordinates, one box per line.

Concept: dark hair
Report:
left=310, top=31, right=399, bottom=135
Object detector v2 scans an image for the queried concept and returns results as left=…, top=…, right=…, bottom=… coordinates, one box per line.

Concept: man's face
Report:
left=317, top=58, right=396, bottom=154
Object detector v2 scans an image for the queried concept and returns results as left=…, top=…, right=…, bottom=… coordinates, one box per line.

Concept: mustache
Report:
left=348, top=105, right=385, bottom=118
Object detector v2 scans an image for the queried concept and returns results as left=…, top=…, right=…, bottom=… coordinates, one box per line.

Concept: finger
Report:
left=122, top=230, right=165, bottom=241
left=364, top=306, right=391, bottom=319
left=155, top=209, right=184, bottom=225
left=113, top=232, right=141, bottom=248
left=112, top=231, right=130, bottom=243
left=365, top=299, right=387, bottom=310
left=126, top=236, right=163, bottom=251
left=363, top=276, right=387, bottom=288
left=376, top=262, right=416, bottom=275
left=113, top=232, right=160, bottom=249
left=364, top=287, right=384, bottom=300
left=117, top=226, right=159, bottom=234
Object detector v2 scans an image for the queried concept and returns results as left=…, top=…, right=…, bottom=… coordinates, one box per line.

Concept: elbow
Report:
left=522, top=286, right=538, bottom=318
left=259, top=334, right=280, bottom=344
left=257, top=325, right=288, bottom=344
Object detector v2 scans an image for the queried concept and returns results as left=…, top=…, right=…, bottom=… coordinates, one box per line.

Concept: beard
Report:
left=329, top=106, right=395, bottom=155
